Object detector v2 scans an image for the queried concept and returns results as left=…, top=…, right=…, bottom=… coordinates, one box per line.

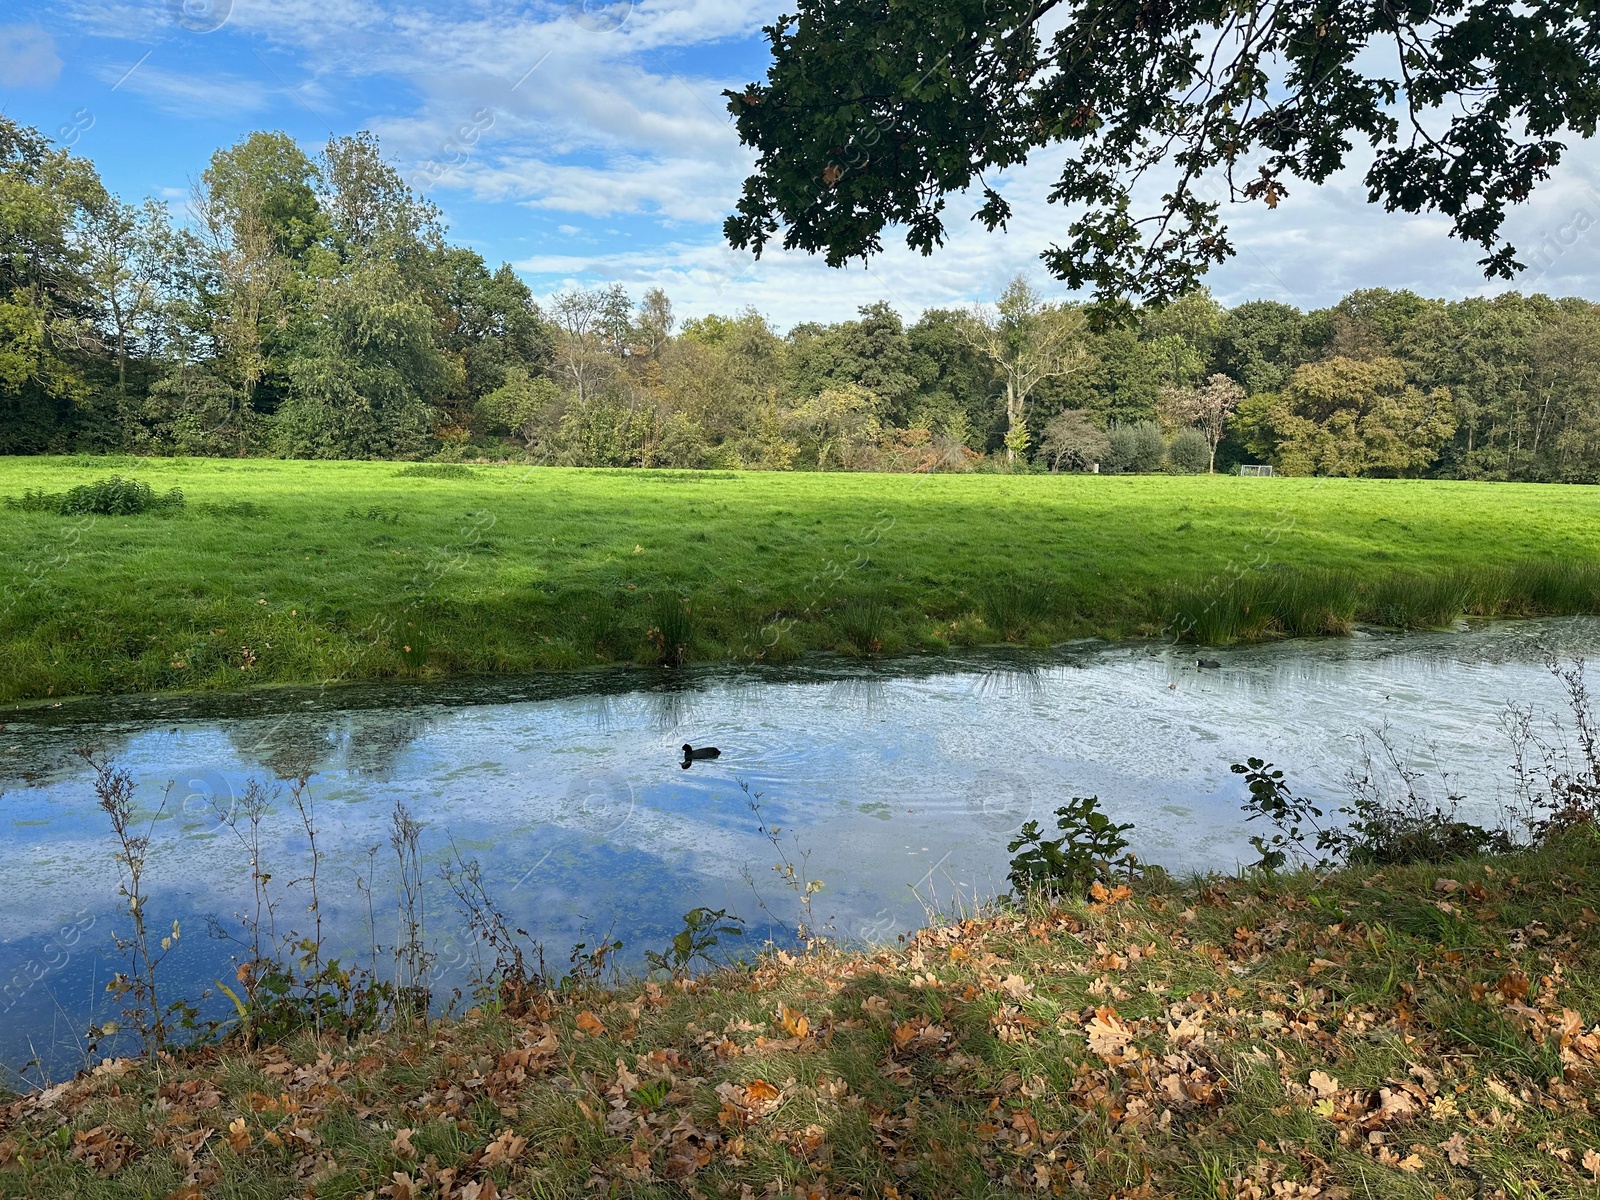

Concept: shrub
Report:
left=1168, top=427, right=1211, bottom=473
left=6, top=476, right=184, bottom=516
left=1038, top=408, right=1111, bottom=472
left=1234, top=738, right=1516, bottom=873
left=1006, top=796, right=1137, bottom=896
left=1106, top=421, right=1167, bottom=473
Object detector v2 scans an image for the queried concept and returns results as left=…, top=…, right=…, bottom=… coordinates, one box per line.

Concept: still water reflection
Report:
left=2, top=618, right=1596, bottom=1078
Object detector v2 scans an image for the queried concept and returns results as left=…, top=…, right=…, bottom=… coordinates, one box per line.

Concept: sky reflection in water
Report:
left=3, top=618, right=1597, bottom=1078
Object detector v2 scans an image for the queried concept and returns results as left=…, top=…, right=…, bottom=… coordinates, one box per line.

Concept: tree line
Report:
left=4, top=116, right=1599, bottom=481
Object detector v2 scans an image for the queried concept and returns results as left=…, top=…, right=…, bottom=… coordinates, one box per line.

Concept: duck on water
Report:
left=681, top=743, right=720, bottom=769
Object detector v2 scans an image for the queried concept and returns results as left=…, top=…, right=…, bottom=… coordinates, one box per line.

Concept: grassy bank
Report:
left=4, top=457, right=1600, bottom=702
left=3, top=834, right=1597, bottom=1198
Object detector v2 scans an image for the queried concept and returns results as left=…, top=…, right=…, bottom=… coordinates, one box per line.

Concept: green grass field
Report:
left=3, top=456, right=1600, bottom=703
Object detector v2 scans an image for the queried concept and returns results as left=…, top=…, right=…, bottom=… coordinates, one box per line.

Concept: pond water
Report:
left=2, top=617, right=1597, bottom=1081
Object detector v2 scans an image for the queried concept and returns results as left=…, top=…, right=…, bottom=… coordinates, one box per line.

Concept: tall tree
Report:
left=1159, top=373, right=1244, bottom=473
left=1244, top=357, right=1457, bottom=477
left=80, top=194, right=172, bottom=410
left=0, top=116, right=103, bottom=451
left=964, top=276, right=1092, bottom=461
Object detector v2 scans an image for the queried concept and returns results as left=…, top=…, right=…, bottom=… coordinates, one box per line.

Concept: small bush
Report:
left=396, top=464, right=476, bottom=479
left=6, top=475, right=184, bottom=516
left=1168, top=428, right=1211, bottom=474
left=1234, top=739, right=1517, bottom=873
left=1007, top=796, right=1137, bottom=897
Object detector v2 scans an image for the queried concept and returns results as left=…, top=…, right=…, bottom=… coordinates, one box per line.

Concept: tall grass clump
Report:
left=395, top=464, right=476, bottom=479
left=1165, top=574, right=1271, bottom=644
left=645, top=593, right=694, bottom=666
left=1359, top=571, right=1470, bottom=629
left=1501, top=559, right=1600, bottom=615
left=1258, top=568, right=1359, bottom=637
left=838, top=590, right=893, bottom=655
left=980, top=577, right=1061, bottom=641
left=7, top=475, right=184, bottom=516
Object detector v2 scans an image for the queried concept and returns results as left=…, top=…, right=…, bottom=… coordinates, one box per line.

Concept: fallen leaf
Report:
left=1440, top=1132, right=1469, bottom=1166
left=481, top=1128, right=528, bottom=1168
left=1084, top=1007, right=1136, bottom=1062
left=392, top=1128, right=417, bottom=1161
left=779, top=1004, right=810, bottom=1039
left=575, top=1010, right=607, bottom=1037
left=1309, top=1070, right=1340, bottom=1099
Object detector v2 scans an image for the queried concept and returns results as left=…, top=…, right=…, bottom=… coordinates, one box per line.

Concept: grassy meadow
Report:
left=3, top=456, right=1600, bottom=702
left=4, top=835, right=1599, bottom=1198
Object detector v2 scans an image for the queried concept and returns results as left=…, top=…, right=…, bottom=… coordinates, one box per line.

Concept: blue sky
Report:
left=4, top=2, right=1600, bottom=329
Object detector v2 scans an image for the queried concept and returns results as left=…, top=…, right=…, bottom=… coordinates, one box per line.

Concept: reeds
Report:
left=1167, top=559, right=1600, bottom=644
left=980, top=578, right=1063, bottom=642
left=646, top=593, right=695, bottom=666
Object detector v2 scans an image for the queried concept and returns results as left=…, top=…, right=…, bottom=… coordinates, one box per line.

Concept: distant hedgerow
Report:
left=6, top=475, right=184, bottom=516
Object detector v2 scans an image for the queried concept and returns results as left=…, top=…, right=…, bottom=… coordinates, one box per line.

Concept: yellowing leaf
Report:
left=779, top=1004, right=810, bottom=1039
left=744, top=1078, right=781, bottom=1106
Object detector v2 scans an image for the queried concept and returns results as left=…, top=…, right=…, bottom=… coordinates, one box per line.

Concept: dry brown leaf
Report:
left=392, top=1128, right=417, bottom=1161
left=1439, top=1132, right=1469, bottom=1166
left=1583, top=1148, right=1600, bottom=1179
left=999, top=974, right=1033, bottom=1001
left=481, top=1127, right=528, bottom=1168
left=575, top=1010, right=606, bottom=1037
left=1308, top=1070, right=1340, bottom=1099
left=1084, top=1007, right=1136, bottom=1062
left=226, top=1117, right=251, bottom=1155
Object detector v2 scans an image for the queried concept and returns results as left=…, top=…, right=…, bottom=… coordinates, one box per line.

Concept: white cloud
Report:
left=104, top=61, right=274, bottom=115
left=510, top=150, right=1600, bottom=331
left=0, top=23, right=63, bottom=89
left=53, top=0, right=1600, bottom=323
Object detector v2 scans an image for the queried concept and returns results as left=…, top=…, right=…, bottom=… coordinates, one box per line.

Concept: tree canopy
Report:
left=724, top=0, right=1600, bottom=311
